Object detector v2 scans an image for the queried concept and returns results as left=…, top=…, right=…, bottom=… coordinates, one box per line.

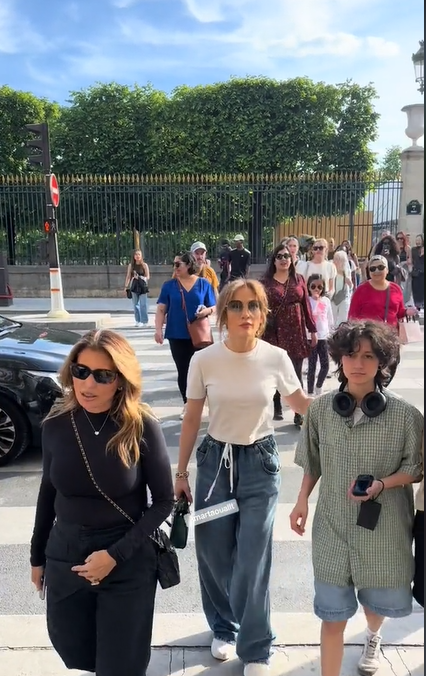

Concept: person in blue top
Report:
left=155, top=251, right=216, bottom=419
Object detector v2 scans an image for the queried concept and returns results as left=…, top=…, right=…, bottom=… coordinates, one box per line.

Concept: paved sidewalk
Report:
left=0, top=297, right=158, bottom=314
left=0, top=646, right=423, bottom=675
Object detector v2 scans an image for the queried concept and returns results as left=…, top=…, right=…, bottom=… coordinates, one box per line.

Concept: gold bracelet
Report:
left=175, top=471, right=189, bottom=479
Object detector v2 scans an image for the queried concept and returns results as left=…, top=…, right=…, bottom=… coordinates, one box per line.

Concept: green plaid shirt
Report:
left=295, top=390, right=424, bottom=589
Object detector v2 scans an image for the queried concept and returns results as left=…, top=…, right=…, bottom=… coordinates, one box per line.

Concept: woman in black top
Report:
left=30, top=329, right=174, bottom=676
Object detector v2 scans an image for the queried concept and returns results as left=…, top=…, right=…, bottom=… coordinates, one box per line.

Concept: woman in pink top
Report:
left=348, top=255, right=417, bottom=384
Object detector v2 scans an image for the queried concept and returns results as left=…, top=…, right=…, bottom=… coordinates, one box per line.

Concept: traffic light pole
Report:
left=45, top=175, right=68, bottom=318
left=24, top=123, right=69, bottom=318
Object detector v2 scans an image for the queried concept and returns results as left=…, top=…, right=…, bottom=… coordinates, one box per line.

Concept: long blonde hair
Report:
left=45, top=329, right=154, bottom=467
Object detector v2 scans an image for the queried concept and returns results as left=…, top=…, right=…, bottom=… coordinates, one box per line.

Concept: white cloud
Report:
left=121, top=0, right=399, bottom=62
left=0, top=0, right=45, bottom=54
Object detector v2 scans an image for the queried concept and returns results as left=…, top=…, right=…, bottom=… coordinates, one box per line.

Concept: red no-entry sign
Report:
left=49, top=174, right=60, bottom=208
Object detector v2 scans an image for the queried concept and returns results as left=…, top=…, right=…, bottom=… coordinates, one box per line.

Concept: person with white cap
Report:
left=228, top=235, right=251, bottom=281
left=190, top=241, right=219, bottom=295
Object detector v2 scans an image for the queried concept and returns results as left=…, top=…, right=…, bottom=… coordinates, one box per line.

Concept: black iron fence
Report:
left=0, top=173, right=402, bottom=265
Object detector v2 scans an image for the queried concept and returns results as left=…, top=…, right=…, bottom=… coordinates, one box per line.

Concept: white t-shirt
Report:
left=308, top=296, right=334, bottom=340
left=298, top=260, right=337, bottom=291
left=186, top=340, right=300, bottom=445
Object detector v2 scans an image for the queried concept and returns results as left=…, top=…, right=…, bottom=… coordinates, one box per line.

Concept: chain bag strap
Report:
left=70, top=411, right=180, bottom=589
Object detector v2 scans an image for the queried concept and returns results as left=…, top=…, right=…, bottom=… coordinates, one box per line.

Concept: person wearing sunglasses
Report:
left=261, top=244, right=317, bottom=424
left=348, top=255, right=417, bottom=385
left=30, top=329, right=174, bottom=676
left=298, top=238, right=337, bottom=297
left=175, top=279, right=312, bottom=676
left=156, top=251, right=216, bottom=419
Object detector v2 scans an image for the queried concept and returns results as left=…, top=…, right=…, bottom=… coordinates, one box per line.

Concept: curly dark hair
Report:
left=375, top=234, right=400, bottom=259
left=327, top=320, right=400, bottom=388
left=262, top=243, right=297, bottom=280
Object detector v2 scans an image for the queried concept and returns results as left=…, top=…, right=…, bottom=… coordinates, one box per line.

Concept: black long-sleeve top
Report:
left=30, top=408, right=174, bottom=567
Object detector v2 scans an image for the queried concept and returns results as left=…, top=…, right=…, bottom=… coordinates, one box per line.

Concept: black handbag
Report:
left=70, top=412, right=180, bottom=590
left=170, top=496, right=190, bottom=549
left=130, top=276, right=149, bottom=295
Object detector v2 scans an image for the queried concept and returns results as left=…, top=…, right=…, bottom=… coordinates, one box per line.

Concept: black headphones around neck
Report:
left=332, top=382, right=387, bottom=418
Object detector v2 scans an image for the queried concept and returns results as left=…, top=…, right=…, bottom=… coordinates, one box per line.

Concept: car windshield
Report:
left=0, top=315, right=20, bottom=333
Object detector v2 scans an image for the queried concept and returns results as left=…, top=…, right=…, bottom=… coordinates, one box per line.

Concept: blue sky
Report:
left=0, top=0, right=424, bottom=158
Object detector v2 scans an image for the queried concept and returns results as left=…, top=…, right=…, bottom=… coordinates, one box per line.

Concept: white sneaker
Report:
left=211, top=638, right=234, bottom=661
left=179, top=404, right=187, bottom=420
left=358, top=633, right=382, bottom=675
left=244, top=664, right=270, bottom=675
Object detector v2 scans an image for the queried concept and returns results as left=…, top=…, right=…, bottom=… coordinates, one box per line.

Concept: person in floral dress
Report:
left=261, top=243, right=317, bottom=426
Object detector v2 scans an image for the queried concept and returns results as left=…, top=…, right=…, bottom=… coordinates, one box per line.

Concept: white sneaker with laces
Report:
left=358, top=633, right=382, bottom=675
left=210, top=638, right=234, bottom=661
left=243, top=663, right=270, bottom=675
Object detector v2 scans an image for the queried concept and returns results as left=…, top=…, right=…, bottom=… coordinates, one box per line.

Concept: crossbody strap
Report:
left=271, top=277, right=291, bottom=317
left=70, top=411, right=163, bottom=546
left=177, top=280, right=190, bottom=323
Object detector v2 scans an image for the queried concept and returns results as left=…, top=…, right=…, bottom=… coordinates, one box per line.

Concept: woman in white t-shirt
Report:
left=298, top=238, right=337, bottom=296
left=174, top=279, right=313, bottom=676
left=331, top=250, right=353, bottom=326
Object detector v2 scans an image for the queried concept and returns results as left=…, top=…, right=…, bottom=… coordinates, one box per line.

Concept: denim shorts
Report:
left=314, top=580, right=413, bottom=622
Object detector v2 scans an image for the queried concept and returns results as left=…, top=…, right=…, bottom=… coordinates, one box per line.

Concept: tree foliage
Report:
left=0, top=86, right=60, bottom=174
left=1, top=77, right=379, bottom=176
left=377, top=145, right=402, bottom=181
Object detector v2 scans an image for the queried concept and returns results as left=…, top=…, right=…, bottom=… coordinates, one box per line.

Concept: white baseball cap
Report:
left=190, top=241, right=207, bottom=253
left=369, top=255, right=388, bottom=267
left=233, top=234, right=244, bottom=241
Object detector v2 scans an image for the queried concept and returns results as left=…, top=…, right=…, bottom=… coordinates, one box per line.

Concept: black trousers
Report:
left=169, top=338, right=198, bottom=403
left=44, top=521, right=158, bottom=676
left=307, top=340, right=329, bottom=393
left=413, top=510, right=424, bottom=608
left=274, top=356, right=304, bottom=411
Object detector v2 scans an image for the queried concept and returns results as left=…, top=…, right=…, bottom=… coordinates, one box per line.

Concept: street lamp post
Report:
left=412, top=40, right=424, bottom=95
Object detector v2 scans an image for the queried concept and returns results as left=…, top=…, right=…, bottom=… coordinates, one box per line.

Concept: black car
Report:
left=0, top=315, right=79, bottom=466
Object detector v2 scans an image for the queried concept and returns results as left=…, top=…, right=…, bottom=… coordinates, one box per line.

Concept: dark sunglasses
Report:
left=310, top=284, right=324, bottom=291
left=70, top=363, right=118, bottom=384
left=396, top=237, right=404, bottom=241
left=173, top=261, right=182, bottom=268
left=275, top=253, right=291, bottom=260
left=313, top=245, right=325, bottom=251
left=369, top=264, right=386, bottom=273
left=227, top=300, right=261, bottom=313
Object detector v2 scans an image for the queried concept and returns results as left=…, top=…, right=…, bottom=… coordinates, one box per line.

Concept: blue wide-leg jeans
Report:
left=194, top=434, right=280, bottom=665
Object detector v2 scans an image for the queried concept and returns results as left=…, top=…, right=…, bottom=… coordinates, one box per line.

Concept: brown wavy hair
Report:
left=44, top=329, right=155, bottom=467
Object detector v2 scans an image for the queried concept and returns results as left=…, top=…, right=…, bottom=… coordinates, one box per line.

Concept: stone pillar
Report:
left=398, top=104, right=424, bottom=236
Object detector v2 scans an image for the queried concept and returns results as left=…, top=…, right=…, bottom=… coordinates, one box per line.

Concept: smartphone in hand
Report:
left=352, top=474, right=374, bottom=497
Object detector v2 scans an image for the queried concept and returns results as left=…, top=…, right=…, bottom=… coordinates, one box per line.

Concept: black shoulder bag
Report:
left=70, top=412, right=180, bottom=590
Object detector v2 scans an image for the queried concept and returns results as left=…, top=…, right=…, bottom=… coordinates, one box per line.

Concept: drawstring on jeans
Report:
left=204, top=442, right=234, bottom=502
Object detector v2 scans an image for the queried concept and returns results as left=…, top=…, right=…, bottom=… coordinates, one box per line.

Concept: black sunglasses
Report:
left=275, top=253, right=291, bottom=260
left=173, top=261, right=182, bottom=268
left=369, top=264, right=386, bottom=273
left=310, top=284, right=324, bottom=290
left=313, top=245, right=325, bottom=251
left=70, top=363, right=118, bottom=384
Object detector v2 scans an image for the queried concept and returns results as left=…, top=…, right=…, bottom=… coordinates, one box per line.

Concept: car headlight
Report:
left=27, top=371, right=63, bottom=390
